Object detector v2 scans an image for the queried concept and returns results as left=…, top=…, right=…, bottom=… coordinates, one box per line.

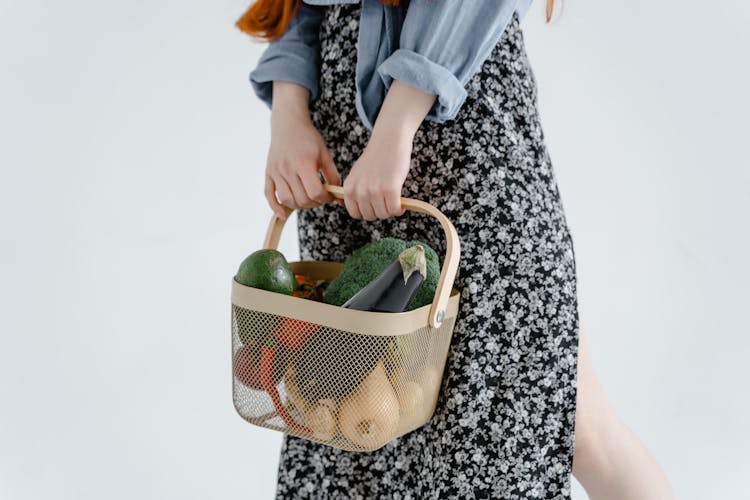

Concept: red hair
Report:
left=237, top=0, right=556, bottom=40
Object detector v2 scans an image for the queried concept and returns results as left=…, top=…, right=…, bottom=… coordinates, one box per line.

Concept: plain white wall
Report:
left=1, top=1, right=748, bottom=499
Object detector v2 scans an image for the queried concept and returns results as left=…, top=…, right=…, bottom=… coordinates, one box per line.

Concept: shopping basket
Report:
left=231, top=184, right=461, bottom=452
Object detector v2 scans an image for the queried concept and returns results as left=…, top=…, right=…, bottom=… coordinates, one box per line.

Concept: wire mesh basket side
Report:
left=231, top=303, right=457, bottom=452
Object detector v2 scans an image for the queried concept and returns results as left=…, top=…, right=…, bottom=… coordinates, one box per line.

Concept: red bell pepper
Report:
left=275, top=275, right=327, bottom=352
left=274, top=318, right=320, bottom=352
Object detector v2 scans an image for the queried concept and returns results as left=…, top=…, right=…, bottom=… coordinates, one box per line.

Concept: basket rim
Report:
left=231, top=276, right=460, bottom=337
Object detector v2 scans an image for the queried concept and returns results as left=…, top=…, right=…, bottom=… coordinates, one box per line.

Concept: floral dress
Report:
left=277, top=3, right=580, bottom=499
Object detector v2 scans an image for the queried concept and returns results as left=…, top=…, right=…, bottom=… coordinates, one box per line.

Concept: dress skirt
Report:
left=276, top=4, right=580, bottom=499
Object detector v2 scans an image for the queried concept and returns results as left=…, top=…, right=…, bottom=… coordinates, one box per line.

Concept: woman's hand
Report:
left=265, top=81, right=342, bottom=221
left=343, top=80, right=437, bottom=221
left=344, top=128, right=412, bottom=220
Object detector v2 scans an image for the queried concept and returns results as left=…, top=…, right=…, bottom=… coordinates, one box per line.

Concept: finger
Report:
left=344, top=196, right=363, bottom=220
left=319, top=147, right=341, bottom=186
left=335, top=181, right=345, bottom=207
left=319, top=149, right=344, bottom=207
left=361, top=204, right=377, bottom=221
left=288, top=172, right=316, bottom=208
left=343, top=183, right=362, bottom=219
left=300, top=169, right=333, bottom=206
left=371, top=193, right=390, bottom=220
left=273, top=175, right=298, bottom=210
left=385, top=190, right=405, bottom=217
left=264, top=176, right=288, bottom=220
left=358, top=191, right=377, bottom=221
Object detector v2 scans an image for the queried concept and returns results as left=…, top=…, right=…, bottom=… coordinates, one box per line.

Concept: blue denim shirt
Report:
left=249, top=0, right=533, bottom=130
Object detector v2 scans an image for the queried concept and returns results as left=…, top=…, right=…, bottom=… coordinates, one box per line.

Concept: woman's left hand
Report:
left=343, top=128, right=412, bottom=220
left=342, top=79, right=437, bottom=221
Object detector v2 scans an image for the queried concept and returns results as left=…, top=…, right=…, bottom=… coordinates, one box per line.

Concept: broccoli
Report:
left=323, top=237, right=441, bottom=311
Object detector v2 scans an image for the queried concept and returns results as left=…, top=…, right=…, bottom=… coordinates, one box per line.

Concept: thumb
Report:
left=319, top=147, right=344, bottom=206
left=319, top=147, right=341, bottom=186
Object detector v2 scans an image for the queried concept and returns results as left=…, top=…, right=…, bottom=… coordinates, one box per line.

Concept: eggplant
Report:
left=342, top=244, right=427, bottom=312
left=294, top=245, right=427, bottom=402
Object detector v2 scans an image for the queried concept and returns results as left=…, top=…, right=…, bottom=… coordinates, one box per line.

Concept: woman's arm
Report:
left=247, top=5, right=342, bottom=220
left=378, top=0, right=521, bottom=124
left=250, top=4, right=326, bottom=108
left=344, top=0, right=521, bottom=220
left=343, top=80, right=436, bottom=220
left=264, top=81, right=342, bottom=221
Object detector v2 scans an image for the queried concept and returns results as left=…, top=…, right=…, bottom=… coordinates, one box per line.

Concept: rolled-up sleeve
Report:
left=377, top=0, right=520, bottom=123
left=249, top=4, right=324, bottom=108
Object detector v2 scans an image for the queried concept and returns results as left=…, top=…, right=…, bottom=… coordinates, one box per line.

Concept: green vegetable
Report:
left=235, top=249, right=295, bottom=295
left=323, top=237, right=440, bottom=310
left=341, top=245, right=427, bottom=312
left=235, top=249, right=296, bottom=347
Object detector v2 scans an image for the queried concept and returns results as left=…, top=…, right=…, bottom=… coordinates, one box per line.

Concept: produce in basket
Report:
left=322, top=237, right=440, bottom=310
left=273, top=274, right=329, bottom=352
left=234, top=308, right=274, bottom=349
left=305, top=398, right=338, bottom=441
left=293, top=328, right=390, bottom=402
left=273, top=317, right=320, bottom=352
left=272, top=275, right=329, bottom=351
left=293, top=274, right=328, bottom=301
left=235, top=249, right=295, bottom=295
left=283, top=364, right=308, bottom=413
left=293, top=245, right=429, bottom=402
left=260, top=344, right=311, bottom=434
left=394, top=380, right=425, bottom=432
left=341, top=244, right=427, bottom=312
left=383, top=333, right=430, bottom=377
left=283, top=364, right=339, bottom=441
left=416, top=365, right=443, bottom=407
left=233, top=346, right=264, bottom=390
left=338, top=360, right=400, bottom=449
left=388, top=364, right=443, bottom=433
left=232, top=344, right=285, bottom=390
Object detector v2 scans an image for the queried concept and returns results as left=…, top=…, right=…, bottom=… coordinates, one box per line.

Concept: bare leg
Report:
left=571, top=312, right=674, bottom=500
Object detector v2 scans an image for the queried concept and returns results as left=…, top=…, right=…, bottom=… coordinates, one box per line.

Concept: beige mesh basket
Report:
left=231, top=185, right=461, bottom=452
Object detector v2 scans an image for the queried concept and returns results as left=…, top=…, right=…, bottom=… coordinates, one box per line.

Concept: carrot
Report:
left=260, top=345, right=311, bottom=434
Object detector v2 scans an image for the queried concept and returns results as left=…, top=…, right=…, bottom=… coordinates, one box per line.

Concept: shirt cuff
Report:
left=377, top=48, right=468, bottom=124
left=249, top=46, right=320, bottom=109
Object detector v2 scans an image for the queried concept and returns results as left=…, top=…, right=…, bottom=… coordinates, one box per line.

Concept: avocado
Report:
left=235, top=249, right=296, bottom=296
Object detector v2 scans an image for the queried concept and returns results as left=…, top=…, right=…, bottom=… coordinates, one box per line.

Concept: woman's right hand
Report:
left=264, top=81, right=342, bottom=221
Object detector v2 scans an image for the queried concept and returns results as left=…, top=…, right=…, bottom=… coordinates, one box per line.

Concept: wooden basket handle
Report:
left=262, top=184, right=460, bottom=328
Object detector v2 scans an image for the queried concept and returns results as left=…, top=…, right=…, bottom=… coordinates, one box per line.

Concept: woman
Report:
left=239, top=1, right=674, bottom=498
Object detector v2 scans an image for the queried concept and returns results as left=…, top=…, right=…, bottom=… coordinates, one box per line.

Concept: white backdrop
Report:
left=1, top=1, right=748, bottom=499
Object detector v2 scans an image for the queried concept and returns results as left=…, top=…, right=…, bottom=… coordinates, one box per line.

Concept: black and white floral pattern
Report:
left=276, top=4, right=580, bottom=499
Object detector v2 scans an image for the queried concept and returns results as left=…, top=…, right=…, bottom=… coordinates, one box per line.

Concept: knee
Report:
left=571, top=330, right=620, bottom=477
left=572, top=403, right=616, bottom=477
